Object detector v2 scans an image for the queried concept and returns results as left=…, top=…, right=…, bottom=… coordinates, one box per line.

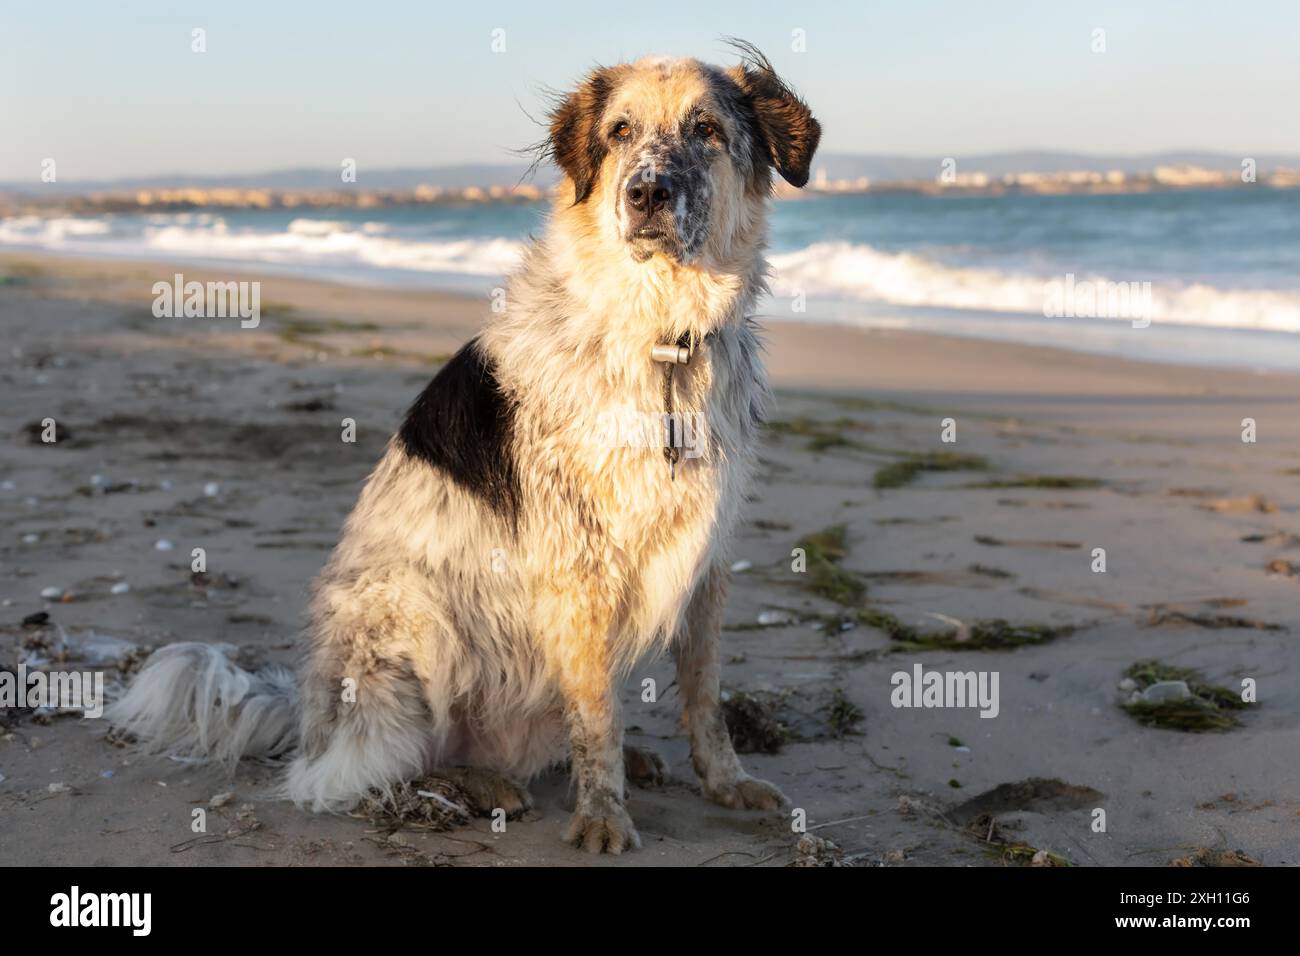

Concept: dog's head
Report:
left=544, top=41, right=820, bottom=266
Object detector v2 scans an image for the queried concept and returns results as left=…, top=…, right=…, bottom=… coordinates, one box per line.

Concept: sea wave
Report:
left=3, top=215, right=1299, bottom=333
left=0, top=215, right=115, bottom=240
left=0, top=214, right=525, bottom=278
left=768, top=241, right=1300, bottom=333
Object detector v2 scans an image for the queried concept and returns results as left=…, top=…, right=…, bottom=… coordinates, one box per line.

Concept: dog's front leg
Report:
left=675, top=564, right=788, bottom=810
left=538, top=585, right=639, bottom=854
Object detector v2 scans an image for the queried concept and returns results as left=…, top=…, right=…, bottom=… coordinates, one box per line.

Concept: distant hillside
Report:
left=3, top=151, right=1297, bottom=195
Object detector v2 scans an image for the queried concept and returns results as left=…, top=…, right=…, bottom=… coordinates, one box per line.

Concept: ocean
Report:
left=4, top=188, right=1299, bottom=369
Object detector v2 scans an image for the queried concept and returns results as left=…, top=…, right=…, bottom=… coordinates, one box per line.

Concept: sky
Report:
left=2, top=0, right=1298, bottom=182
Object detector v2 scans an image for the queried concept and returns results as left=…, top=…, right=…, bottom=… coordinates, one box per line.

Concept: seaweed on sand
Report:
left=795, top=524, right=867, bottom=605
left=1120, top=659, right=1247, bottom=732
left=857, top=607, right=1072, bottom=651
left=720, top=690, right=789, bottom=753
left=873, top=451, right=988, bottom=489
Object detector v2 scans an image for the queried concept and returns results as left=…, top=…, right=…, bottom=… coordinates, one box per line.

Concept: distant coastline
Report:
left=791, top=162, right=1300, bottom=198
left=2, top=157, right=1297, bottom=216
left=0, top=183, right=547, bottom=216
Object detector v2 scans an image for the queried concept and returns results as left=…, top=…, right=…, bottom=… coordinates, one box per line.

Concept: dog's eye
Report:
left=695, top=121, right=717, bottom=139
left=612, top=122, right=632, bottom=141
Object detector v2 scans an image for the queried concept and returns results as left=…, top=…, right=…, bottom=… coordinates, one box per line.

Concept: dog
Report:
left=108, top=41, right=820, bottom=854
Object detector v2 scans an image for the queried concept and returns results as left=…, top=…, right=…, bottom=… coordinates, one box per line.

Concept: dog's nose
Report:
left=625, top=171, right=673, bottom=215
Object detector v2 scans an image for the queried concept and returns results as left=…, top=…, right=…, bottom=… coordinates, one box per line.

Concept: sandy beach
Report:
left=2, top=251, right=1297, bottom=867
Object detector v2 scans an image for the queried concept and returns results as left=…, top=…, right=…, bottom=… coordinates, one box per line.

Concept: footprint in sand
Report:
left=1240, top=530, right=1300, bottom=547
left=974, top=534, right=1081, bottom=550
left=1199, top=494, right=1277, bottom=514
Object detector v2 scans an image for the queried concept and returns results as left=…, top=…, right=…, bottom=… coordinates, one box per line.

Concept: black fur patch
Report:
left=549, top=67, right=619, bottom=205
left=397, top=339, right=520, bottom=522
left=724, top=40, right=821, bottom=189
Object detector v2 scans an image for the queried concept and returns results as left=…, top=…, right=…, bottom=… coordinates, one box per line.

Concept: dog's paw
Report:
left=704, top=774, right=788, bottom=811
left=564, top=794, right=641, bottom=855
left=435, top=767, right=533, bottom=819
left=623, top=744, right=667, bottom=788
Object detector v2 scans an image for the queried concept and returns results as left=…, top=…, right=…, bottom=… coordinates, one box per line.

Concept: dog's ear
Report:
left=548, top=67, right=618, bottom=204
left=727, top=41, right=821, bottom=188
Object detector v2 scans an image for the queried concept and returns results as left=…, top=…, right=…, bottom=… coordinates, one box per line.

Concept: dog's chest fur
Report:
left=483, top=253, right=767, bottom=662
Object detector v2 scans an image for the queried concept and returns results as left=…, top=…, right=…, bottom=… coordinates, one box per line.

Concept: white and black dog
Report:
left=109, top=42, right=821, bottom=854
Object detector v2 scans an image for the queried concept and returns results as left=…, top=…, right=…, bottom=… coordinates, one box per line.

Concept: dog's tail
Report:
left=106, top=643, right=298, bottom=766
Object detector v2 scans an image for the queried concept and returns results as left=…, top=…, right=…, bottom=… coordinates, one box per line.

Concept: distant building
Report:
left=939, top=172, right=989, bottom=188
left=1153, top=165, right=1225, bottom=186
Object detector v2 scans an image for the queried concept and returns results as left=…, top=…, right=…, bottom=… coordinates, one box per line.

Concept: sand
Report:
left=2, top=251, right=1297, bottom=867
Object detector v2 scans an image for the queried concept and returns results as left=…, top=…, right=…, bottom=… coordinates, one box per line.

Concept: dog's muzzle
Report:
left=623, top=168, right=689, bottom=261
left=624, top=170, right=674, bottom=237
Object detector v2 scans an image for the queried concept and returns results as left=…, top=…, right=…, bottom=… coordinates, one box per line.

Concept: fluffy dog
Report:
left=109, top=41, right=820, bottom=854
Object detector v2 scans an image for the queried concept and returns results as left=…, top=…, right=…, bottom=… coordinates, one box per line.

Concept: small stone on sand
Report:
left=1142, top=680, right=1192, bottom=703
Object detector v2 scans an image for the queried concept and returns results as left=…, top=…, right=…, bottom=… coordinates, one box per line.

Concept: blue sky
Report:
left=2, top=0, right=1297, bottom=181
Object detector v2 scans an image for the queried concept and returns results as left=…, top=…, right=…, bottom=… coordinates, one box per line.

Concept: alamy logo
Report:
left=593, top=408, right=705, bottom=459
left=891, top=664, right=1000, bottom=718
left=1043, top=273, right=1152, bottom=328
left=152, top=273, right=261, bottom=328
left=0, top=665, right=105, bottom=718
left=50, top=886, right=151, bottom=936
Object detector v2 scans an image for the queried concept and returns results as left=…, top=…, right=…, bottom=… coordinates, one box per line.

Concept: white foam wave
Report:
left=0, top=214, right=525, bottom=278
left=0, top=215, right=114, bottom=240
left=4, top=216, right=1299, bottom=333
left=769, top=241, right=1300, bottom=333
